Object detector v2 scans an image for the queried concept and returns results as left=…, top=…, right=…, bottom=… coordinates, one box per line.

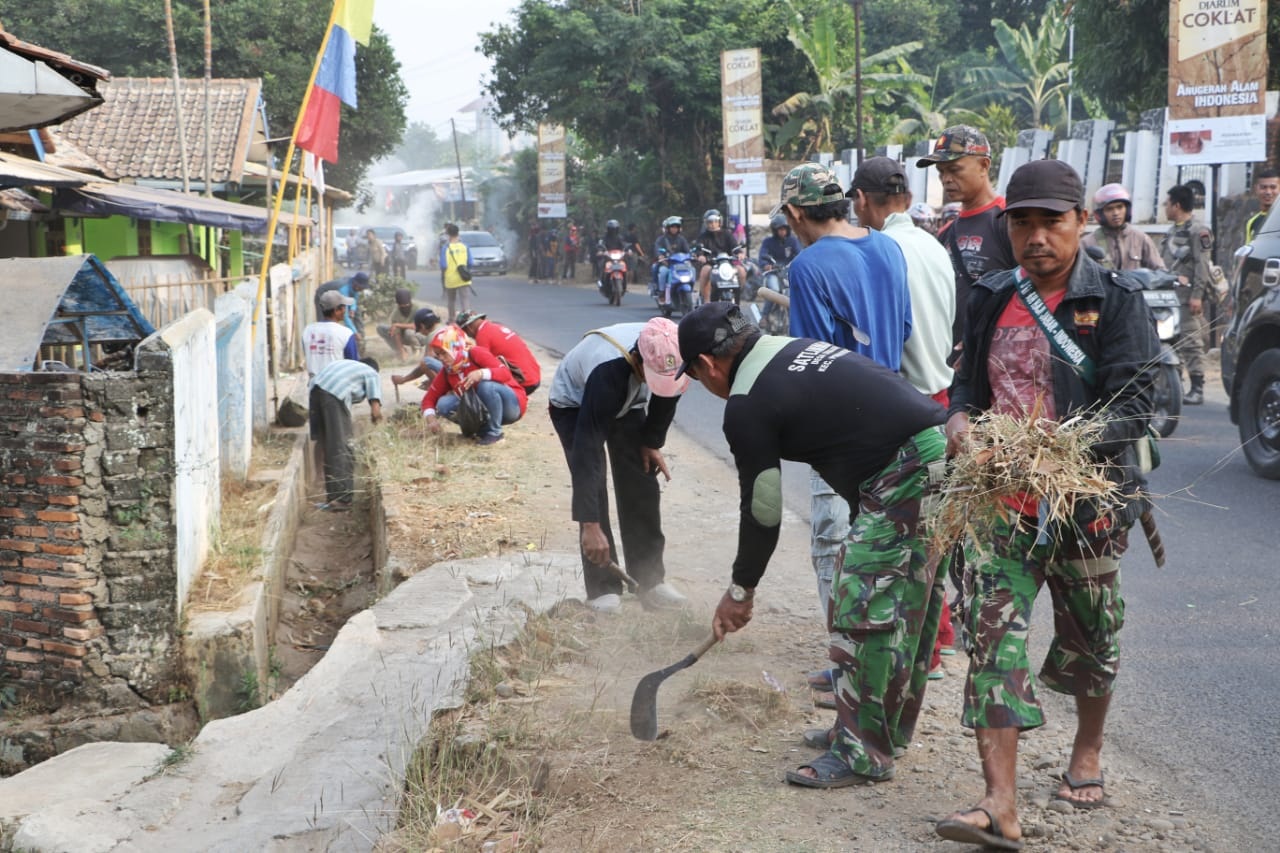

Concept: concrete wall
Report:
left=214, top=291, right=254, bottom=480
left=149, top=310, right=221, bottom=613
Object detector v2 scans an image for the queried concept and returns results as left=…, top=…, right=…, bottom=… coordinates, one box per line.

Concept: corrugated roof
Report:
left=0, top=150, right=90, bottom=188
left=57, top=77, right=262, bottom=184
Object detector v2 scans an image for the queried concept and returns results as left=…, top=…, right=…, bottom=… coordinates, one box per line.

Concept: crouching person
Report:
left=420, top=325, right=526, bottom=445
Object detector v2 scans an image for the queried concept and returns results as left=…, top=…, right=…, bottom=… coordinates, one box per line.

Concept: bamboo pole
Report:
left=163, top=0, right=192, bottom=194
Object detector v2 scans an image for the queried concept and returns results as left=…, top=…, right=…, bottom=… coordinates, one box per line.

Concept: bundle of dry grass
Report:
left=928, top=406, right=1122, bottom=552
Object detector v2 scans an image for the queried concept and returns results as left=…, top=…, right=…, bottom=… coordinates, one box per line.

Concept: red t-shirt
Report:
left=988, top=288, right=1066, bottom=516
left=421, top=345, right=528, bottom=416
left=473, top=321, right=542, bottom=390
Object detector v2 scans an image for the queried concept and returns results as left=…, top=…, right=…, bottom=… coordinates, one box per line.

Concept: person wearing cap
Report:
left=772, top=162, right=913, bottom=703
left=440, top=223, right=474, bottom=318
left=850, top=155, right=958, bottom=675
left=420, top=325, right=527, bottom=446
left=917, top=126, right=1016, bottom=345
left=391, top=308, right=447, bottom=390
left=376, top=288, right=423, bottom=362
left=937, top=159, right=1158, bottom=849
left=302, top=290, right=359, bottom=378
left=315, top=271, right=372, bottom=341
left=309, top=356, right=384, bottom=510
left=548, top=318, right=690, bottom=614
left=675, top=302, right=948, bottom=788
left=456, top=310, right=542, bottom=395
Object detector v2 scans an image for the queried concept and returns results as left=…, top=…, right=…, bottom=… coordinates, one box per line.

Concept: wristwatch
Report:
left=728, top=583, right=754, bottom=603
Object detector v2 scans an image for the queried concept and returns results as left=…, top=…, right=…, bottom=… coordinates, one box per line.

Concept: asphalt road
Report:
left=411, top=269, right=1278, bottom=841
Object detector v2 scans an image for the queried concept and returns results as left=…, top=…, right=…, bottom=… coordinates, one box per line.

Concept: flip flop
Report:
left=1053, top=771, right=1107, bottom=809
left=784, top=751, right=889, bottom=789
left=802, top=727, right=834, bottom=750
left=935, top=806, right=1024, bottom=851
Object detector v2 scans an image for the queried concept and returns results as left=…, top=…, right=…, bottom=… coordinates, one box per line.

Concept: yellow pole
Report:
left=251, top=1, right=339, bottom=343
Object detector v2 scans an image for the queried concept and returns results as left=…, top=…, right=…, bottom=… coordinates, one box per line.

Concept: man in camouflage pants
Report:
left=675, top=303, right=948, bottom=787
left=1161, top=184, right=1216, bottom=405
left=938, top=160, right=1157, bottom=849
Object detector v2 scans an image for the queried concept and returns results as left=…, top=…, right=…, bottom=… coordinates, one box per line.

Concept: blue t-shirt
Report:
left=787, top=229, right=911, bottom=371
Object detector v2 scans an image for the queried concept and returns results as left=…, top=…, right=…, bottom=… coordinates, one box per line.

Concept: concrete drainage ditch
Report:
left=0, top=429, right=582, bottom=851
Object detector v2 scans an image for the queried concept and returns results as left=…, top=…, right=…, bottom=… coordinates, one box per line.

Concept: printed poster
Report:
left=721, top=49, right=767, bottom=196
left=537, top=123, right=567, bottom=218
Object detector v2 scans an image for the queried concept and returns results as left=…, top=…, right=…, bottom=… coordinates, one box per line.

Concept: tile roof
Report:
left=57, top=77, right=262, bottom=184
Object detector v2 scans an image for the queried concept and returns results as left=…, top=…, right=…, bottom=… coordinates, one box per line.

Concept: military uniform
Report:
left=1082, top=225, right=1165, bottom=272
left=1161, top=216, right=1215, bottom=401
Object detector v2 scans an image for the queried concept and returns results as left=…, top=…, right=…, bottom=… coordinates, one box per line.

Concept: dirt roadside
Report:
left=368, top=339, right=1236, bottom=853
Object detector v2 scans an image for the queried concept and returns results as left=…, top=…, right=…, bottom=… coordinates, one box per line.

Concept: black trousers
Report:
left=550, top=405, right=667, bottom=598
left=309, top=386, right=355, bottom=504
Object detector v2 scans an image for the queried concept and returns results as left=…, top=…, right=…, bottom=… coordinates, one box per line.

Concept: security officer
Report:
left=1161, top=184, right=1215, bottom=405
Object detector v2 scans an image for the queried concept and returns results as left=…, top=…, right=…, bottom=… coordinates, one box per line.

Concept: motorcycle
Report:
left=699, top=245, right=744, bottom=305
left=654, top=249, right=698, bottom=318
left=748, top=255, right=791, bottom=335
left=598, top=244, right=628, bottom=306
left=1131, top=267, right=1184, bottom=437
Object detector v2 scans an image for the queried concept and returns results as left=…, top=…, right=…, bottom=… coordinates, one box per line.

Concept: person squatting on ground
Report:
left=390, top=308, right=446, bottom=391
left=775, top=162, right=913, bottom=708
left=419, top=325, right=526, bottom=446
left=376, top=288, right=424, bottom=362
left=314, top=271, right=371, bottom=342
left=440, top=223, right=475, bottom=318
left=935, top=159, right=1159, bottom=851
left=1160, top=184, right=1216, bottom=405
left=548, top=318, right=690, bottom=615
left=1081, top=184, right=1164, bottom=273
left=303, top=290, right=359, bottom=378
left=918, top=126, right=1016, bottom=346
left=308, top=357, right=384, bottom=511
left=849, top=156, right=958, bottom=671
left=455, top=310, right=542, bottom=396
left=675, top=302, right=948, bottom=788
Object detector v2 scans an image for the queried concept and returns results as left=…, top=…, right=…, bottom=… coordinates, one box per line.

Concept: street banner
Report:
left=1167, top=0, right=1268, bottom=165
left=537, top=123, right=567, bottom=219
left=721, top=48, right=767, bottom=196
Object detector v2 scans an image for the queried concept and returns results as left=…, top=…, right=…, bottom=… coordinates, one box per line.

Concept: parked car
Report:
left=458, top=231, right=508, bottom=276
left=1222, top=208, right=1280, bottom=478
left=365, top=225, right=418, bottom=270
left=334, top=225, right=360, bottom=264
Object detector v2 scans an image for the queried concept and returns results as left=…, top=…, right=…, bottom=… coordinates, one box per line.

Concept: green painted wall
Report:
left=152, top=222, right=185, bottom=256
left=80, top=216, right=138, bottom=260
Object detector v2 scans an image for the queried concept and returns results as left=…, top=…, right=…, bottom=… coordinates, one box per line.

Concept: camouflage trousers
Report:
left=962, top=512, right=1129, bottom=731
left=825, top=427, right=948, bottom=780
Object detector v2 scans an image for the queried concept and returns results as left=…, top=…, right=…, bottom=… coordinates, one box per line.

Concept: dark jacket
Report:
left=947, top=251, right=1160, bottom=527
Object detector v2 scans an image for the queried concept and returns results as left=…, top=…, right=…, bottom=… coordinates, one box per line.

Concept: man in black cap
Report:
left=917, top=125, right=1015, bottom=345
left=390, top=307, right=446, bottom=389
left=314, top=271, right=372, bottom=342
left=675, top=301, right=948, bottom=789
left=936, top=159, right=1158, bottom=850
left=376, top=288, right=423, bottom=362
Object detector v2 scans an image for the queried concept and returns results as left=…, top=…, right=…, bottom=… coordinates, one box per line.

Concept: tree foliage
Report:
left=960, top=1, right=1069, bottom=129
left=0, top=0, right=407, bottom=191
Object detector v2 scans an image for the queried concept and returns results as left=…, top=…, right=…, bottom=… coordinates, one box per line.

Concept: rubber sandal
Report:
left=935, top=806, right=1023, bottom=850
left=806, top=668, right=834, bottom=689
left=784, top=751, right=888, bottom=789
left=802, top=727, right=834, bottom=750
left=1053, top=771, right=1107, bottom=809
left=812, top=689, right=836, bottom=710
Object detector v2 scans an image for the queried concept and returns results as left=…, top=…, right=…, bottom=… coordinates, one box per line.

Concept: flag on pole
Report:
left=304, top=151, right=326, bottom=196
left=296, top=0, right=376, bottom=164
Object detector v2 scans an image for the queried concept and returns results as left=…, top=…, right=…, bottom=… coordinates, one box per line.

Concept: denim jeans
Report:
left=437, top=381, right=521, bottom=437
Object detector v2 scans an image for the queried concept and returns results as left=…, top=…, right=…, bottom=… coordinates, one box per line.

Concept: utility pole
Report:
left=203, top=0, right=213, bottom=199
left=851, top=0, right=864, bottom=165
left=163, top=0, right=191, bottom=194
left=450, top=118, right=468, bottom=223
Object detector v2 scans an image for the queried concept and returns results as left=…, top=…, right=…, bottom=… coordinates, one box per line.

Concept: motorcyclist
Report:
left=695, top=208, right=746, bottom=303
left=598, top=219, right=627, bottom=294
left=757, top=213, right=803, bottom=268
left=652, top=215, right=692, bottom=306
left=908, top=202, right=937, bottom=236
left=1081, top=183, right=1164, bottom=272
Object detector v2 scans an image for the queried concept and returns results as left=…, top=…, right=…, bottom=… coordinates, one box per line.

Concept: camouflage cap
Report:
left=915, top=125, right=991, bottom=167
left=769, top=163, right=847, bottom=216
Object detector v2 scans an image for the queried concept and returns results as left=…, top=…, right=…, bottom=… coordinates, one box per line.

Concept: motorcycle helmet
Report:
left=703, top=209, right=722, bottom=224
left=769, top=213, right=789, bottom=235
left=908, top=202, right=936, bottom=225
left=1093, top=183, right=1132, bottom=224
left=663, top=215, right=683, bottom=230
left=605, top=219, right=620, bottom=231
left=940, top=202, right=962, bottom=226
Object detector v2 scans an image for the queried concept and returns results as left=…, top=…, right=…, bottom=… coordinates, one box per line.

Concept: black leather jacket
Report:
left=948, top=251, right=1160, bottom=527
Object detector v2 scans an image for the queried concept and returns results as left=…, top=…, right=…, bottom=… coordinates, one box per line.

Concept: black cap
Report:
left=849, top=156, right=908, bottom=196
left=675, top=302, right=756, bottom=379
left=412, top=307, right=441, bottom=329
left=394, top=288, right=412, bottom=305
left=1001, top=159, right=1084, bottom=215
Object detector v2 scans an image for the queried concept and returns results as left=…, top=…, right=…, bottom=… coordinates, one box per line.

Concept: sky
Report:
left=373, top=0, right=521, bottom=135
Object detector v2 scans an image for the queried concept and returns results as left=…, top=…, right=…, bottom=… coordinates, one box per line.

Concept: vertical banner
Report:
left=537, top=123, right=567, bottom=218
left=721, top=48, right=767, bottom=196
left=1167, top=0, right=1268, bottom=165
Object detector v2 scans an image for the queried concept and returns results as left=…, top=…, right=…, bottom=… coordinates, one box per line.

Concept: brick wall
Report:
left=0, top=361, right=180, bottom=708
